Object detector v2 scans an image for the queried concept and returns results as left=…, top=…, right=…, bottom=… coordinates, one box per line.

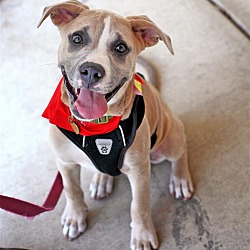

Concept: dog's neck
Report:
left=106, top=77, right=136, bottom=120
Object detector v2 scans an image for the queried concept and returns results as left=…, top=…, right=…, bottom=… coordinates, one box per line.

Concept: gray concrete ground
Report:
left=220, top=0, right=250, bottom=28
left=1, top=0, right=250, bottom=249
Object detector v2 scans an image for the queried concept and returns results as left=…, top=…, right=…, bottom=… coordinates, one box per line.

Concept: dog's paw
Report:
left=130, top=222, right=159, bottom=250
left=61, top=201, right=88, bottom=240
left=169, top=170, right=194, bottom=200
left=89, top=173, right=114, bottom=199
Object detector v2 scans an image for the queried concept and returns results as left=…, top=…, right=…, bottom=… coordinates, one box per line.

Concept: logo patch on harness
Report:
left=95, top=139, right=113, bottom=155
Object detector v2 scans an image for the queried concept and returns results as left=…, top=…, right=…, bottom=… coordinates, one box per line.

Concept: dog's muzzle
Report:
left=60, top=66, right=127, bottom=121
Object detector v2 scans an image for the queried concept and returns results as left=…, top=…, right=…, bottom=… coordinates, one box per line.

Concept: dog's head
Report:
left=38, top=0, right=174, bottom=120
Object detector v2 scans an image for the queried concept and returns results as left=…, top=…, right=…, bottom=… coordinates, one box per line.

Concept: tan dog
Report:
left=38, top=1, right=194, bottom=249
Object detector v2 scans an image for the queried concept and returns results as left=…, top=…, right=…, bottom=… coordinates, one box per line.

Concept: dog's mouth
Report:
left=61, top=67, right=127, bottom=121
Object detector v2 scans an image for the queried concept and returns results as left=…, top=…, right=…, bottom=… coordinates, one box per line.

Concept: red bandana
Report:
left=42, top=74, right=145, bottom=136
left=42, top=78, right=121, bottom=136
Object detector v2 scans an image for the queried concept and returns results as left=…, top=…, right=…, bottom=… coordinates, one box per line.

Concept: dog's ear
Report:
left=127, top=15, right=174, bottom=55
left=37, top=0, right=89, bottom=28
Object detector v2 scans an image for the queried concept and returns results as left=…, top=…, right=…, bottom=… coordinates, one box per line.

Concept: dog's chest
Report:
left=57, top=95, right=145, bottom=176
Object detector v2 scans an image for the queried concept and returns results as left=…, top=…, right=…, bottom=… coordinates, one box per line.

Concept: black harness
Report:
left=58, top=95, right=157, bottom=176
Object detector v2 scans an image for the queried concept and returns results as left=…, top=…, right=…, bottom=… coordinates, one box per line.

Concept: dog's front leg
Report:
left=125, top=157, right=158, bottom=250
left=56, top=158, right=88, bottom=239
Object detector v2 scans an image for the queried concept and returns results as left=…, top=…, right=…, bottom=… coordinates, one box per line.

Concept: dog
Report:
left=38, top=1, right=194, bottom=249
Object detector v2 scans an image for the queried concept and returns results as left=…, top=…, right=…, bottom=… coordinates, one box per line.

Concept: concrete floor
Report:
left=1, top=0, right=249, bottom=249
left=219, top=0, right=250, bottom=28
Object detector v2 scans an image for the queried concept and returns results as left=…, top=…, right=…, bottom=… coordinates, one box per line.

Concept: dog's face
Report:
left=38, top=0, right=174, bottom=120
left=58, top=12, right=138, bottom=120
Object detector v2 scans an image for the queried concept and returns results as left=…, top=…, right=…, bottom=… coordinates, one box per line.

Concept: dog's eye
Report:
left=115, top=43, right=128, bottom=53
left=72, top=34, right=83, bottom=44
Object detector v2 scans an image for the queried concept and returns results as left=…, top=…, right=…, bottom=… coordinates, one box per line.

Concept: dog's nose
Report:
left=80, top=62, right=105, bottom=87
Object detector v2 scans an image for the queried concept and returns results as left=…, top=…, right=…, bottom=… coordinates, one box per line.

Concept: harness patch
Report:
left=95, top=139, right=113, bottom=155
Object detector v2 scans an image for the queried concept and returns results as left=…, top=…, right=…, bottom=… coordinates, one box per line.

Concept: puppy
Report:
left=38, top=1, right=194, bottom=249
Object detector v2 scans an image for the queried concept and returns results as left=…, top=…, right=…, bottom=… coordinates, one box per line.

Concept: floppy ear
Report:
left=127, top=15, right=174, bottom=55
left=37, top=0, right=89, bottom=28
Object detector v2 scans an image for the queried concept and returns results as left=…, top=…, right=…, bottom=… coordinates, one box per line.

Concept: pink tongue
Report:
left=75, top=89, right=108, bottom=119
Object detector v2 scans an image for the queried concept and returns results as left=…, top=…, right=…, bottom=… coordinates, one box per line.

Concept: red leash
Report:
left=0, top=172, right=63, bottom=219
